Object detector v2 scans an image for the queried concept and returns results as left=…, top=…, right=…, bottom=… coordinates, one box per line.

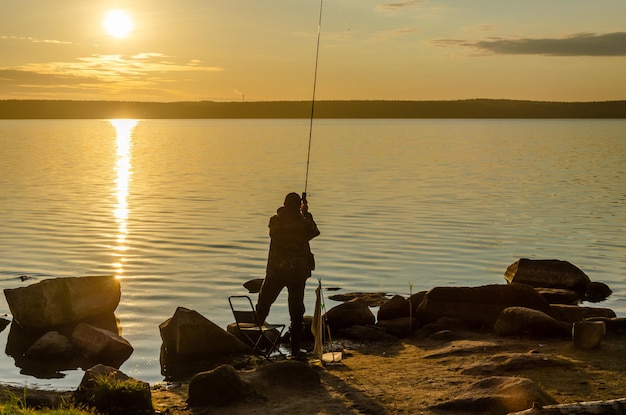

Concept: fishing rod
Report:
left=303, top=0, right=324, bottom=204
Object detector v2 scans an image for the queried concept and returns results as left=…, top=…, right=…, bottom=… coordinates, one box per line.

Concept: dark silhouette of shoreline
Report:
left=1, top=99, right=625, bottom=119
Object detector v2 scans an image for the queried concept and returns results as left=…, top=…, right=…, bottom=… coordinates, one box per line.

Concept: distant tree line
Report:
left=0, top=99, right=625, bottom=119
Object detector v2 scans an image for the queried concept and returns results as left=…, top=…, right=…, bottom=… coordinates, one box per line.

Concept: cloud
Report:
left=1, top=35, right=73, bottom=45
left=0, top=53, right=224, bottom=99
left=1, top=53, right=222, bottom=86
left=437, top=32, right=626, bottom=57
left=0, top=69, right=96, bottom=85
left=377, top=1, right=425, bottom=10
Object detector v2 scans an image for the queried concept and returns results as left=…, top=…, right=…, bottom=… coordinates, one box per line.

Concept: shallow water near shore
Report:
left=1, top=118, right=625, bottom=390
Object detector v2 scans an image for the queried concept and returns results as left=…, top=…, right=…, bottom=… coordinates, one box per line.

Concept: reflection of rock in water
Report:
left=159, top=344, right=249, bottom=381
left=6, top=321, right=80, bottom=379
left=5, top=312, right=131, bottom=379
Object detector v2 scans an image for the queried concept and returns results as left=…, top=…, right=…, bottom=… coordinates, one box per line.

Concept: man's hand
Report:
left=301, top=201, right=309, bottom=215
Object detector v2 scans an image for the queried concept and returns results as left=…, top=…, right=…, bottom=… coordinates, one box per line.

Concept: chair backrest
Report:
left=229, top=295, right=261, bottom=325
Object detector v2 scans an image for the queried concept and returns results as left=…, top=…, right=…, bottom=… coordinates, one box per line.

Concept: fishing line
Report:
left=303, top=0, right=324, bottom=200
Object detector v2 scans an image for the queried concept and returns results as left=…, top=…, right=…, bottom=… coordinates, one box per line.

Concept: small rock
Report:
left=572, top=321, right=606, bottom=350
left=188, top=364, right=255, bottom=406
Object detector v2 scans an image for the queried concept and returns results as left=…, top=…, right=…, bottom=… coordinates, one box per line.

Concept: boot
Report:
left=289, top=323, right=306, bottom=360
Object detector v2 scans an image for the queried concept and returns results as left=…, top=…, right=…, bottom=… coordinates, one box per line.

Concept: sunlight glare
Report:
left=103, top=9, right=133, bottom=38
left=110, top=119, right=137, bottom=276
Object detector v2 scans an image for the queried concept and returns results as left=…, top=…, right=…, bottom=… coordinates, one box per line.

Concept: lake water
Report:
left=1, top=118, right=625, bottom=389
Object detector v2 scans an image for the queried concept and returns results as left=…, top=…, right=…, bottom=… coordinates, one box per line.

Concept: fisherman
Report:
left=256, top=192, right=320, bottom=358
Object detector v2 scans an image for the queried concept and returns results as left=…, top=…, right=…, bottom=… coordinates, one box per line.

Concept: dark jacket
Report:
left=266, top=206, right=320, bottom=277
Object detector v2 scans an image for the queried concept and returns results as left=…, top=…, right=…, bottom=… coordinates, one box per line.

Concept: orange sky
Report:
left=1, top=1, right=625, bottom=102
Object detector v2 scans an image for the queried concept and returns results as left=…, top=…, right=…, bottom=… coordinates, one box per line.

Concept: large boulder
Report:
left=159, top=307, right=249, bottom=358
left=377, top=295, right=411, bottom=321
left=325, top=299, right=375, bottom=332
left=71, top=323, right=133, bottom=368
left=4, top=276, right=121, bottom=329
left=416, top=284, right=551, bottom=329
left=493, top=307, right=571, bottom=338
left=504, top=258, right=591, bottom=294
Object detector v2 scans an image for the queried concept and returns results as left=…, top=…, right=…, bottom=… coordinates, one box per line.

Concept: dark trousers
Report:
left=256, top=271, right=307, bottom=351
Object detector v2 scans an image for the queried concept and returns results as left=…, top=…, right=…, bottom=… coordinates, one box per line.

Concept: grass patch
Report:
left=74, top=375, right=152, bottom=414
left=0, top=390, right=97, bottom=415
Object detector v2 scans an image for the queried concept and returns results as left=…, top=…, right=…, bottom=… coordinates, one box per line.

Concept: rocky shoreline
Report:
left=2, top=258, right=626, bottom=414
left=3, top=328, right=626, bottom=415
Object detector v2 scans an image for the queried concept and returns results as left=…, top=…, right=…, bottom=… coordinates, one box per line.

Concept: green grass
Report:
left=74, top=375, right=152, bottom=414
left=0, top=407, right=97, bottom=415
left=1, top=375, right=151, bottom=415
left=0, top=392, right=97, bottom=415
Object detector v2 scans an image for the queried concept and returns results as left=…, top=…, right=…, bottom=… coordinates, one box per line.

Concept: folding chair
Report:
left=228, top=295, right=286, bottom=359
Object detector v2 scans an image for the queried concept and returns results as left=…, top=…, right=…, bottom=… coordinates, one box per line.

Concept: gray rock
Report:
left=584, top=281, right=612, bottom=303
left=549, top=304, right=616, bottom=324
left=159, top=306, right=249, bottom=358
left=494, top=307, right=571, bottom=338
left=417, top=284, right=550, bottom=329
left=25, top=331, right=74, bottom=359
left=504, top=258, right=591, bottom=294
left=377, top=295, right=411, bottom=321
left=76, top=364, right=153, bottom=415
left=4, top=275, right=120, bottom=329
left=71, top=323, right=133, bottom=368
left=325, top=299, right=375, bottom=331
left=572, top=321, right=606, bottom=350
left=534, top=287, right=580, bottom=305
left=243, top=278, right=264, bottom=294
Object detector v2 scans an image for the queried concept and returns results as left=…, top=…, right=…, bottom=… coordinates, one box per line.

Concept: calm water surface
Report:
left=1, top=119, right=625, bottom=389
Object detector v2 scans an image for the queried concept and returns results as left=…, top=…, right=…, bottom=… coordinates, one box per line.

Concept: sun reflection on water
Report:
left=110, top=119, right=137, bottom=277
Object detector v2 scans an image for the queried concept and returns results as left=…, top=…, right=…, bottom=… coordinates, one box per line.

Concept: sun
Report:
left=103, top=9, right=133, bottom=38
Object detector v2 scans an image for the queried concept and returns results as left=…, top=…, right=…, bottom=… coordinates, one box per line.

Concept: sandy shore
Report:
left=3, top=327, right=625, bottom=415
left=146, top=328, right=626, bottom=415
